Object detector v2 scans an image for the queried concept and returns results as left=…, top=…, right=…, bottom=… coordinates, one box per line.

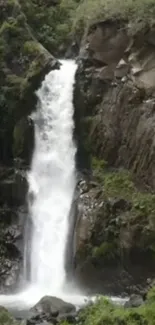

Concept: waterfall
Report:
left=0, top=60, right=87, bottom=308
left=0, top=60, right=127, bottom=310
left=26, top=59, right=77, bottom=295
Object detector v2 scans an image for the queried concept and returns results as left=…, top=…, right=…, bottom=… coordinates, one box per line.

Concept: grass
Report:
left=60, top=294, right=155, bottom=325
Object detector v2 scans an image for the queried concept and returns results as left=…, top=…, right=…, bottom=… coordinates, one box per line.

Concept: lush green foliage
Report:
left=60, top=295, right=155, bottom=325
left=0, top=0, right=54, bottom=162
left=72, top=0, right=155, bottom=35
left=20, top=0, right=80, bottom=53
left=92, top=157, right=155, bottom=221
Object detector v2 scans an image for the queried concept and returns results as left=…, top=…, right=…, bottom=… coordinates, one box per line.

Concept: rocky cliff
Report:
left=74, top=19, right=155, bottom=296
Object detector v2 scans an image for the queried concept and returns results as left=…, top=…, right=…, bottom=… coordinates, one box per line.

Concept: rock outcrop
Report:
left=74, top=20, right=155, bottom=188
left=74, top=20, right=155, bottom=296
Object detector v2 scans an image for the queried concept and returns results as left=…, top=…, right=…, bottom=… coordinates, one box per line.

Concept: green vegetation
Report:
left=85, top=156, right=155, bottom=265
left=0, top=306, right=19, bottom=325
left=0, top=0, right=54, bottom=162
left=20, top=0, right=80, bottom=53
left=60, top=293, right=155, bottom=325
left=72, top=0, right=155, bottom=35
left=92, top=157, right=155, bottom=220
left=92, top=241, right=119, bottom=261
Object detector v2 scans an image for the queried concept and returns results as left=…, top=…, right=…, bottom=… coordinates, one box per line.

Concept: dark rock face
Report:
left=0, top=173, right=26, bottom=292
left=74, top=179, right=155, bottom=296
left=13, top=117, right=34, bottom=166
left=73, top=19, right=155, bottom=296
left=74, top=19, right=155, bottom=188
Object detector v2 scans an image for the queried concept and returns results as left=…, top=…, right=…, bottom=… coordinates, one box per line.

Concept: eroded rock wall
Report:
left=74, top=20, right=155, bottom=295
left=74, top=20, right=155, bottom=188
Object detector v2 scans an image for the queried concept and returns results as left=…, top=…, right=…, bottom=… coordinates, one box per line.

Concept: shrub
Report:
left=60, top=296, right=155, bottom=325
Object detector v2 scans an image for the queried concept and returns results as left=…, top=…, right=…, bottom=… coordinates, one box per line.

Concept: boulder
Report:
left=31, top=296, right=75, bottom=317
left=124, top=294, right=144, bottom=308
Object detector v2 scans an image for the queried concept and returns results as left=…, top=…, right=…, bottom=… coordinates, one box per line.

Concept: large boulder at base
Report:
left=31, top=296, right=75, bottom=317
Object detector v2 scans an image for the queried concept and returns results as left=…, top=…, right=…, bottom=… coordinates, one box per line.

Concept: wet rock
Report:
left=57, top=311, right=77, bottom=323
left=115, top=59, right=129, bottom=78
left=0, top=205, right=24, bottom=292
left=13, top=117, right=34, bottom=166
left=31, top=296, right=75, bottom=319
left=124, top=294, right=144, bottom=308
left=0, top=169, right=28, bottom=207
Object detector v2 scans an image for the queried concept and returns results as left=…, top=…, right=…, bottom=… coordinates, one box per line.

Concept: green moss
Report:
left=92, top=158, right=135, bottom=199
left=92, top=156, right=108, bottom=172
left=133, top=193, right=155, bottom=219
left=104, top=170, right=135, bottom=200
left=23, top=40, right=40, bottom=56
left=147, top=286, right=155, bottom=303
left=92, top=157, right=155, bottom=221
left=92, top=242, right=118, bottom=261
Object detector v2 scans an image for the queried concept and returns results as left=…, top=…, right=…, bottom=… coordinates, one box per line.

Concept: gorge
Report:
left=1, top=1, right=155, bottom=325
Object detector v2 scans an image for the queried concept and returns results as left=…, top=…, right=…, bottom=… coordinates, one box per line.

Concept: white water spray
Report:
left=0, top=60, right=85, bottom=308
left=27, top=59, right=77, bottom=295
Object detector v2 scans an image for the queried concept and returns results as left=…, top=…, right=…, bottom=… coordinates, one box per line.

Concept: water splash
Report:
left=26, top=60, right=77, bottom=296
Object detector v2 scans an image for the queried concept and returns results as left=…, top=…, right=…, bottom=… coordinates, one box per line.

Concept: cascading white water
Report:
left=27, top=59, right=77, bottom=295
left=0, top=60, right=87, bottom=308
